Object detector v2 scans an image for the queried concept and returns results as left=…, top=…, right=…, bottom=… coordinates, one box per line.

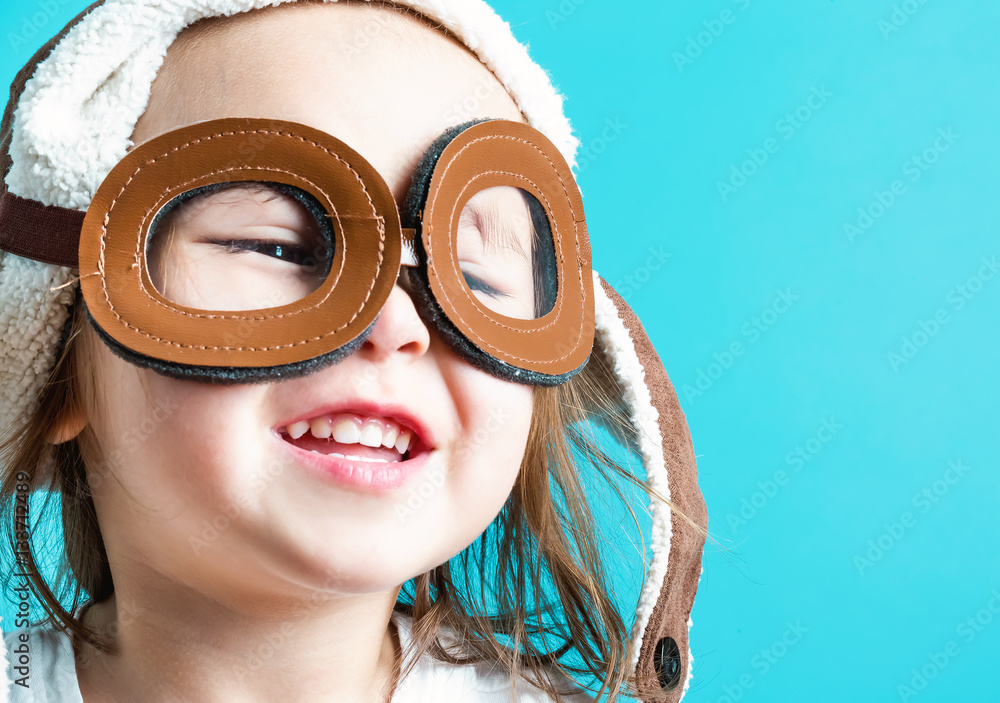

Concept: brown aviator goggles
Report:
left=78, top=117, right=595, bottom=385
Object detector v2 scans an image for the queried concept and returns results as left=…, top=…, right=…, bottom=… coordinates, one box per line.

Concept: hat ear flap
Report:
left=591, top=273, right=707, bottom=701
left=0, top=1, right=107, bottom=265
left=1, top=1, right=108, bottom=199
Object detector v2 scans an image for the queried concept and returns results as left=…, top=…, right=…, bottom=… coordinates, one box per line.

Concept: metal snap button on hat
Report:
left=654, top=635, right=682, bottom=690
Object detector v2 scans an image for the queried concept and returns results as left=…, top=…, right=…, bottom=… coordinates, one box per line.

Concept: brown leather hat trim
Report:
left=597, top=278, right=708, bottom=702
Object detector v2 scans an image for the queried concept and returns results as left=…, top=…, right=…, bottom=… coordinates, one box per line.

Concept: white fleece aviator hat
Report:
left=0, top=1, right=707, bottom=700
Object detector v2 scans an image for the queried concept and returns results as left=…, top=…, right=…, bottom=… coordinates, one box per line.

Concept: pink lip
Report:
left=278, top=437, right=431, bottom=492
left=274, top=399, right=437, bottom=455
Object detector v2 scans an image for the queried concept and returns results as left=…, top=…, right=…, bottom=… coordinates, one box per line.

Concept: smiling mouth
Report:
left=277, top=412, right=423, bottom=464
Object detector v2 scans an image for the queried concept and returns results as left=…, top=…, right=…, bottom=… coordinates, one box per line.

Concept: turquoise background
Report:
left=2, top=1, right=999, bottom=702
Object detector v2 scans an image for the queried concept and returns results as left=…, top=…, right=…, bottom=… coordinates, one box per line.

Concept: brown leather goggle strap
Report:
left=0, top=177, right=411, bottom=273
left=0, top=0, right=107, bottom=264
left=0, top=192, right=84, bottom=267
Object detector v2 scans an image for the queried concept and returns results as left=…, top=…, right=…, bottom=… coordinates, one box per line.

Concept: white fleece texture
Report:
left=0, top=256, right=75, bottom=451
left=5, top=0, right=580, bottom=209
left=591, top=270, right=676, bottom=681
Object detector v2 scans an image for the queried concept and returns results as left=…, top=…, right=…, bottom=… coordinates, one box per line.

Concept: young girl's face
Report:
left=77, top=3, right=534, bottom=602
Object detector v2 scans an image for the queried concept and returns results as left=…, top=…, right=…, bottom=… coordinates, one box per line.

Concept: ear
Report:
left=45, top=402, right=88, bottom=444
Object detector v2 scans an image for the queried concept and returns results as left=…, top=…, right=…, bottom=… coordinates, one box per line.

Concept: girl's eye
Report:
left=216, top=238, right=311, bottom=265
left=463, top=271, right=511, bottom=300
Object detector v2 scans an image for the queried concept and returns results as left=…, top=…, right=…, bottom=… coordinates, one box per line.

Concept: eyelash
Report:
left=464, top=272, right=511, bottom=300
left=214, top=239, right=505, bottom=299
left=214, top=239, right=311, bottom=265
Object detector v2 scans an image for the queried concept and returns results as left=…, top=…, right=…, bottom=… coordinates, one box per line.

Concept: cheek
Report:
left=463, top=369, right=532, bottom=441
left=85, top=346, right=266, bottom=521
left=434, top=376, right=534, bottom=536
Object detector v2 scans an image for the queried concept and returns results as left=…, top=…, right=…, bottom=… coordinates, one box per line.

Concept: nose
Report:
left=358, top=269, right=431, bottom=364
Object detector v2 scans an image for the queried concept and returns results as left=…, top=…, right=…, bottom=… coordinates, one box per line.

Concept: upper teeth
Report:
left=284, top=414, right=414, bottom=455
